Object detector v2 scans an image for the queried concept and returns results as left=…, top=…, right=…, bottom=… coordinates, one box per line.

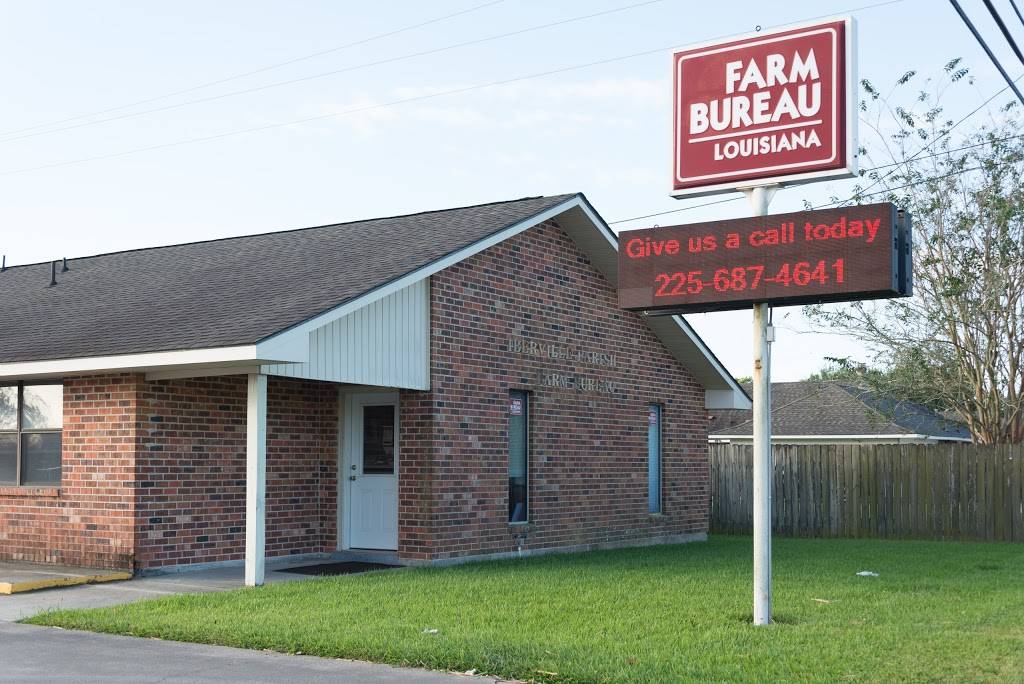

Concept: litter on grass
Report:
left=856, top=571, right=880, bottom=577
left=422, top=628, right=439, bottom=634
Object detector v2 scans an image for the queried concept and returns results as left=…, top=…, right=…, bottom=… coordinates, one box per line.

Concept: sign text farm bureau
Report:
left=618, top=203, right=910, bottom=313
left=672, top=19, right=856, bottom=196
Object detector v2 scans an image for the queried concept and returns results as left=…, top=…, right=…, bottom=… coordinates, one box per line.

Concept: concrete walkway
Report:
left=0, top=563, right=309, bottom=622
left=0, top=561, right=131, bottom=594
left=0, top=623, right=481, bottom=683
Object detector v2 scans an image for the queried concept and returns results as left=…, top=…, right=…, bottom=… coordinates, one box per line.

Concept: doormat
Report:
left=278, top=561, right=401, bottom=576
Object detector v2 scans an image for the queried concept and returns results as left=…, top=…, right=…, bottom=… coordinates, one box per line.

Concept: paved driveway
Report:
left=0, top=565, right=494, bottom=683
left=0, top=623, right=479, bottom=683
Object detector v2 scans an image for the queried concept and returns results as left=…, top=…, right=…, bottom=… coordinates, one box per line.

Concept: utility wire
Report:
left=0, top=46, right=682, bottom=177
left=612, top=158, right=1019, bottom=226
left=0, top=0, right=506, bottom=139
left=835, top=4, right=1024, bottom=206
left=832, top=162, right=990, bottom=202
left=1010, top=0, right=1024, bottom=28
left=865, top=130, right=1024, bottom=169
left=983, top=0, right=1024, bottom=66
left=949, top=0, right=1024, bottom=105
left=832, top=69, right=1023, bottom=206
left=0, top=0, right=666, bottom=145
left=609, top=135, right=1024, bottom=225
left=0, top=0, right=908, bottom=178
left=607, top=197, right=742, bottom=224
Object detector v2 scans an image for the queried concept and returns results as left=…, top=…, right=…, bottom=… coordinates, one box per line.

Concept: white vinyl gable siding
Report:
left=265, top=278, right=430, bottom=389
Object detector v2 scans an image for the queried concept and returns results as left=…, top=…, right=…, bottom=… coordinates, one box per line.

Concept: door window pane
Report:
left=0, top=386, right=16, bottom=430
left=22, top=384, right=63, bottom=430
left=0, top=433, right=16, bottom=484
left=509, top=391, right=528, bottom=523
left=362, top=405, right=395, bottom=475
left=21, top=432, right=61, bottom=485
left=648, top=405, right=662, bottom=514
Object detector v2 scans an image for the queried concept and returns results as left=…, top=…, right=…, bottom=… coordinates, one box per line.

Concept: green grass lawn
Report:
left=25, top=536, right=1024, bottom=683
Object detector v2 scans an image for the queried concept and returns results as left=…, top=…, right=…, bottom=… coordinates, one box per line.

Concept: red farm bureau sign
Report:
left=672, top=19, right=856, bottom=196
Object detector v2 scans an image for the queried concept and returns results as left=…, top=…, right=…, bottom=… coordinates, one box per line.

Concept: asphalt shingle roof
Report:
left=709, top=381, right=971, bottom=440
left=0, top=194, right=577, bottom=363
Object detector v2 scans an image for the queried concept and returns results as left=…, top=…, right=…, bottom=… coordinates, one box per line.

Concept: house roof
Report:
left=0, top=194, right=575, bottom=364
left=709, top=381, right=971, bottom=440
left=0, top=191, right=748, bottom=408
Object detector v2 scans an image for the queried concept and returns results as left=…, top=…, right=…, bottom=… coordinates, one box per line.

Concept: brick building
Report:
left=0, top=193, right=748, bottom=584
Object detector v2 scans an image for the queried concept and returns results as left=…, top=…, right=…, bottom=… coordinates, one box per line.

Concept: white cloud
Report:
left=310, top=77, right=664, bottom=136
left=593, top=167, right=661, bottom=187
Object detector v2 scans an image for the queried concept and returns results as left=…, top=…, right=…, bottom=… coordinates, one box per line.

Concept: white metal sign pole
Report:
left=745, top=184, right=776, bottom=625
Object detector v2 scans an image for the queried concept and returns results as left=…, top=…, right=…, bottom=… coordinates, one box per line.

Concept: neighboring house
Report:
left=0, top=192, right=748, bottom=583
left=708, top=381, right=971, bottom=445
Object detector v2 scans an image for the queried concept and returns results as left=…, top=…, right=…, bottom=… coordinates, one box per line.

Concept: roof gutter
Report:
left=709, top=433, right=973, bottom=443
left=0, top=342, right=304, bottom=381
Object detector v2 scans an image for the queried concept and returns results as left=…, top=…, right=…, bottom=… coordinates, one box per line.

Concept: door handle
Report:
left=349, top=475, right=357, bottom=481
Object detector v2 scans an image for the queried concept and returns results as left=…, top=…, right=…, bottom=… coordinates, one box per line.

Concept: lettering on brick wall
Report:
left=506, top=336, right=617, bottom=368
left=538, top=373, right=616, bottom=394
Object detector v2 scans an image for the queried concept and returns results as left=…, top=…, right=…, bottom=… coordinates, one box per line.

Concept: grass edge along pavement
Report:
left=24, top=536, right=1024, bottom=683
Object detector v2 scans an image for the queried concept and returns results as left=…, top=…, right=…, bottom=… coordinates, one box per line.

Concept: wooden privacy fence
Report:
left=710, top=443, right=1024, bottom=542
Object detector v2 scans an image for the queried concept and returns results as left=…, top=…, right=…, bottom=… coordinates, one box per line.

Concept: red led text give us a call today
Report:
left=616, top=203, right=904, bottom=313
left=623, top=214, right=882, bottom=260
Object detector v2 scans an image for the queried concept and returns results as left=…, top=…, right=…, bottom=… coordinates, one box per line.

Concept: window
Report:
left=0, top=383, right=63, bottom=486
left=508, top=390, right=529, bottom=523
left=362, top=405, right=396, bottom=475
left=648, top=404, right=662, bottom=514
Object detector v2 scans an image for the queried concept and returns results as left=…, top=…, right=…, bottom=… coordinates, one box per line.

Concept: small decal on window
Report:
left=510, top=397, right=523, bottom=415
left=649, top=408, right=659, bottom=426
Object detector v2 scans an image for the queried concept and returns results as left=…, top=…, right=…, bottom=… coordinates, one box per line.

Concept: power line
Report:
left=833, top=69, right=1023, bottom=205
left=0, top=0, right=666, bottom=146
left=0, top=46, right=679, bottom=177
left=0, top=0, right=908, bottom=177
left=842, top=4, right=1024, bottom=204
left=1010, top=0, right=1024, bottom=28
left=609, top=133, right=1024, bottom=225
left=949, top=0, right=1024, bottom=105
left=983, top=0, right=1024, bottom=66
left=865, top=131, right=1024, bottom=169
left=614, top=158, right=1021, bottom=226
left=0, top=0, right=506, bottom=139
left=607, top=197, right=742, bottom=224
left=831, top=162, right=990, bottom=202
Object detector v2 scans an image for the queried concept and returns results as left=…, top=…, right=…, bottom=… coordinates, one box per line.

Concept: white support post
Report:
left=245, top=372, right=267, bottom=587
left=744, top=184, right=776, bottom=626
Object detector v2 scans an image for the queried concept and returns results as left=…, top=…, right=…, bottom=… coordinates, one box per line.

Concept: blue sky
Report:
left=0, top=0, right=1016, bottom=380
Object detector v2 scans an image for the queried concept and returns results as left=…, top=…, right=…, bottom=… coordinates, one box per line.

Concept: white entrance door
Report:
left=344, top=393, right=399, bottom=550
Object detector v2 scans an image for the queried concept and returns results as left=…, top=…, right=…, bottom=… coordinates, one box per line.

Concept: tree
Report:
left=806, top=60, right=1024, bottom=444
left=804, top=356, right=958, bottom=416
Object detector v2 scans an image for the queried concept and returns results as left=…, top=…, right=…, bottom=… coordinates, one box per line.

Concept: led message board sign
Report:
left=672, top=18, right=857, bottom=197
left=618, top=202, right=911, bottom=313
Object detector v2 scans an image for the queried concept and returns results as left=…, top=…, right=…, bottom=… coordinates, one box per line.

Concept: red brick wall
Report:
left=0, top=372, right=336, bottom=572
left=0, top=374, right=140, bottom=570
left=135, top=376, right=337, bottom=570
left=134, top=376, right=248, bottom=569
left=398, top=220, right=710, bottom=562
left=266, top=377, right=337, bottom=558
